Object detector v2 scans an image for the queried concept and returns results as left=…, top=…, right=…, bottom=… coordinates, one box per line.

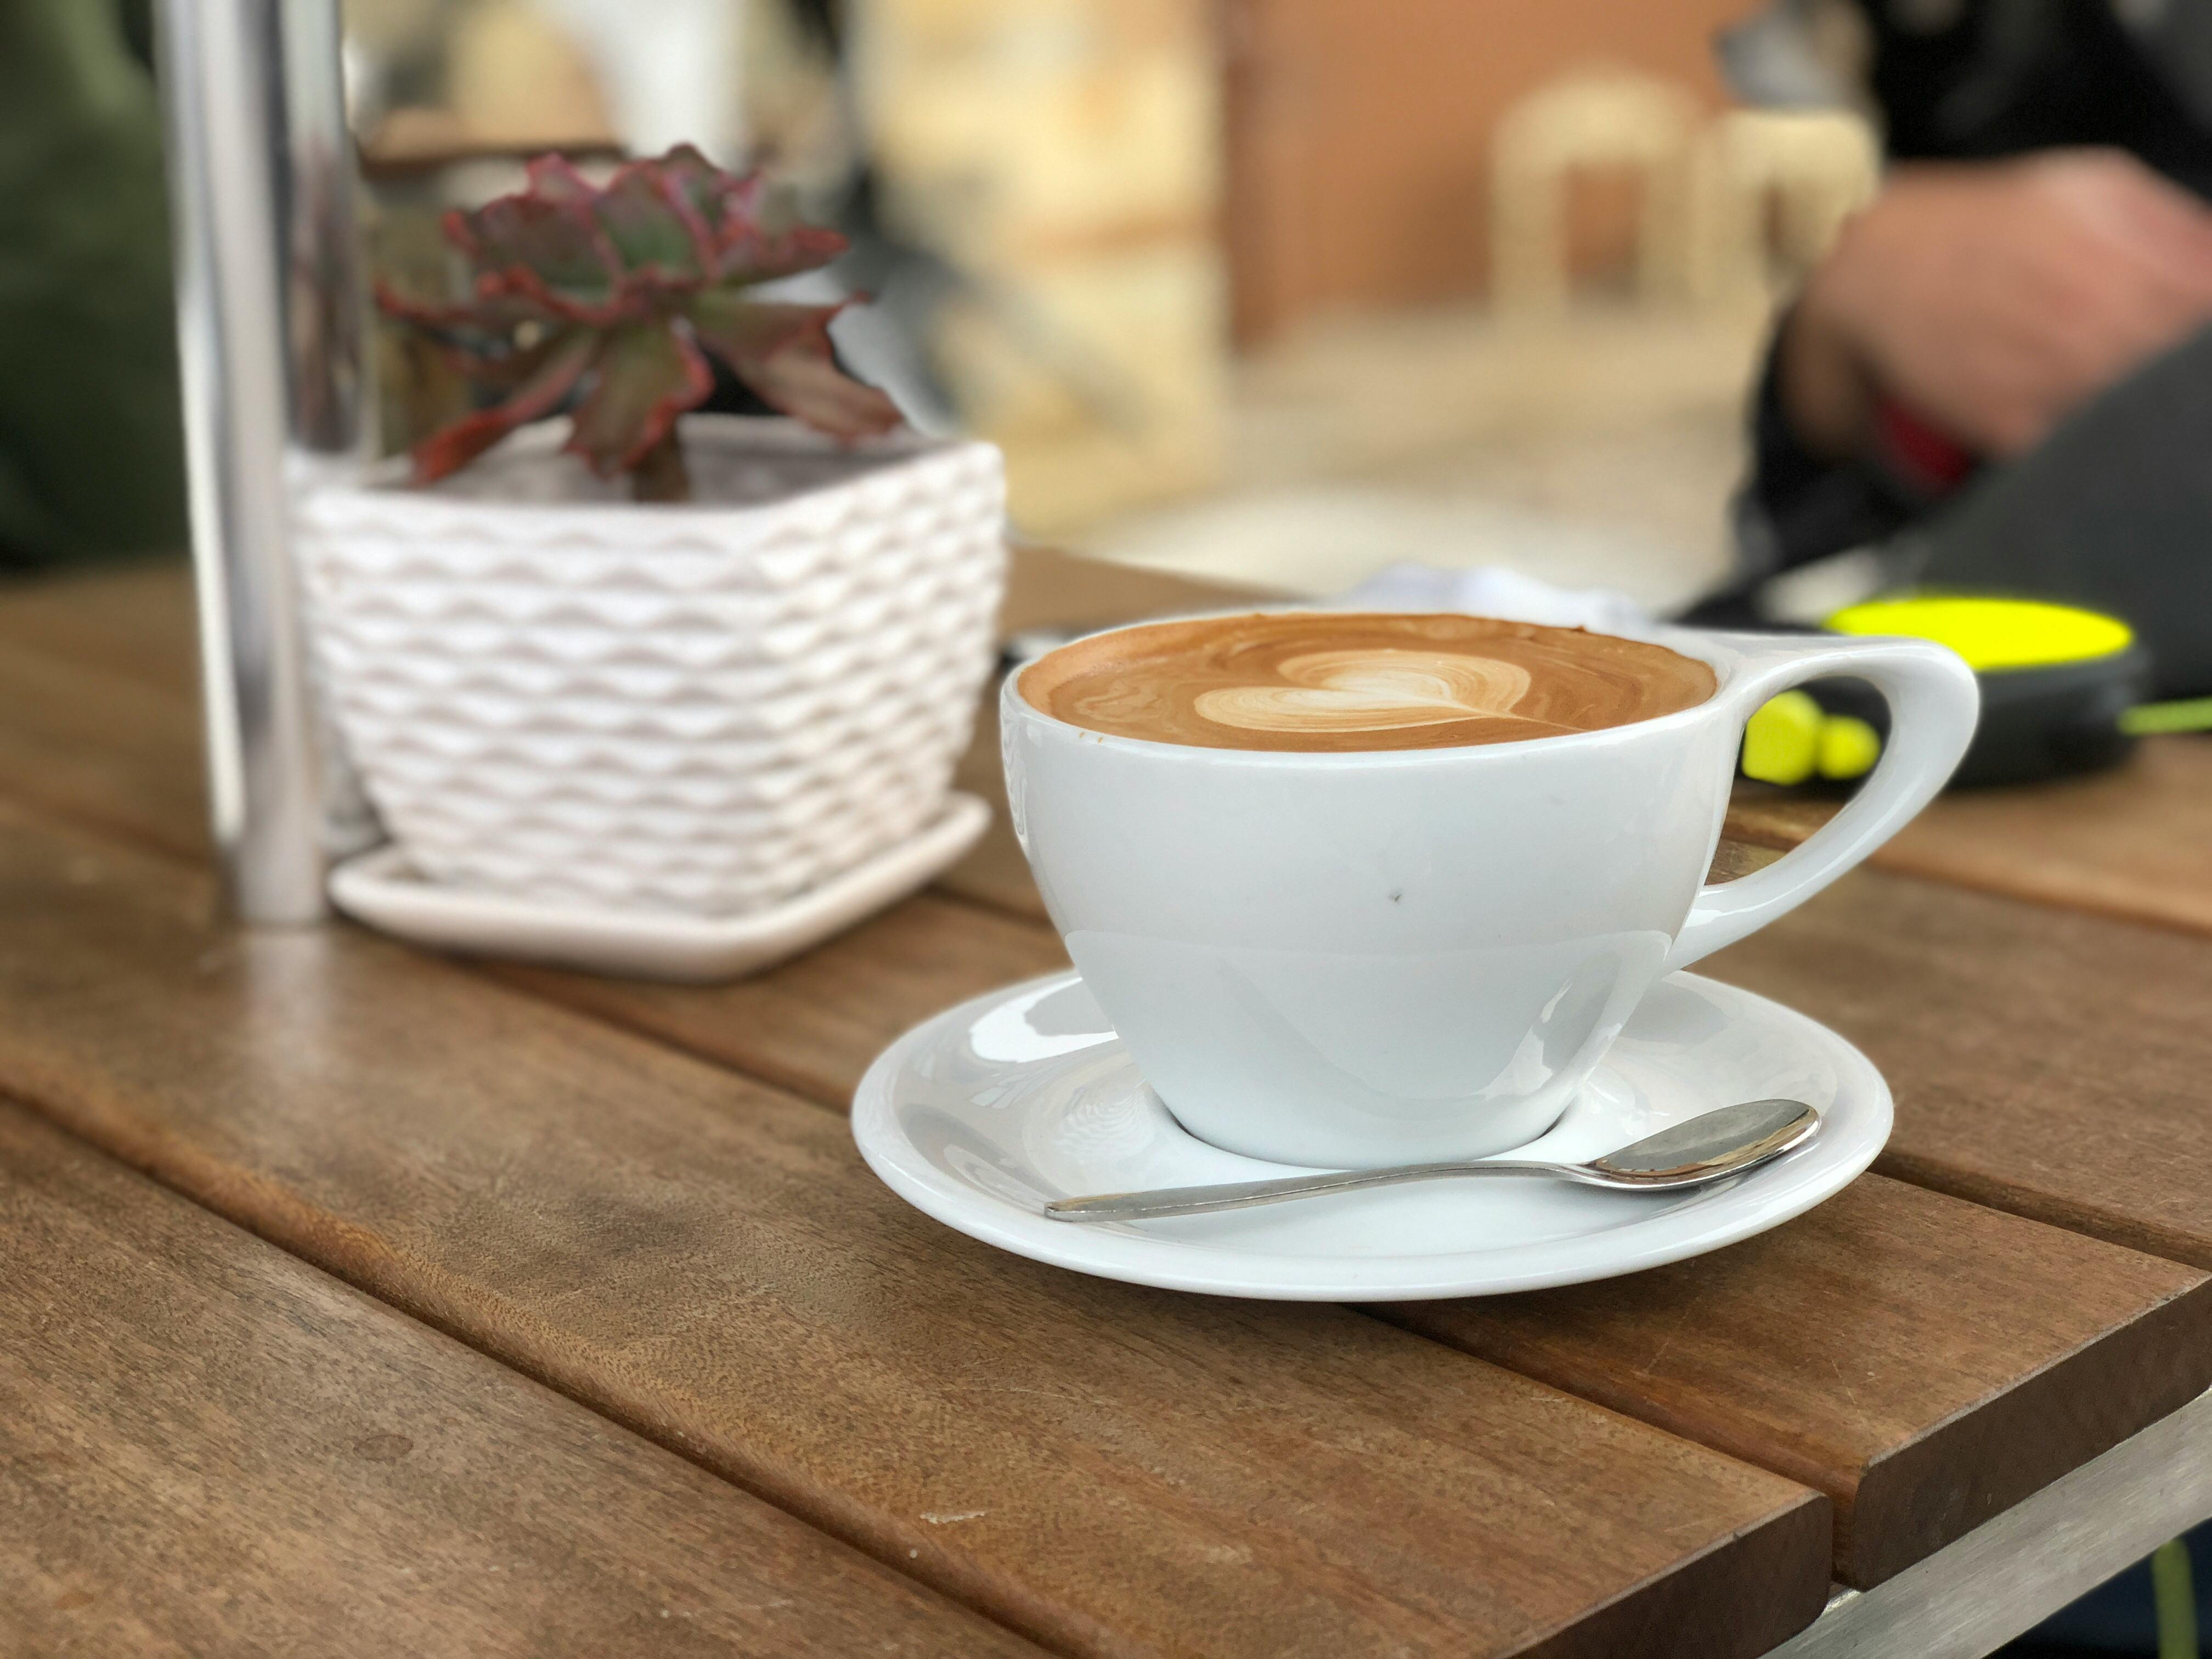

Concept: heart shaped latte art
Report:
left=1192, top=648, right=1538, bottom=734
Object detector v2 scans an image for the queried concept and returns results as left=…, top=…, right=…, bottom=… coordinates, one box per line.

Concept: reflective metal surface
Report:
left=1042, top=1098, right=1820, bottom=1223
left=1587, top=1096, right=1821, bottom=1177
left=156, top=0, right=369, bottom=922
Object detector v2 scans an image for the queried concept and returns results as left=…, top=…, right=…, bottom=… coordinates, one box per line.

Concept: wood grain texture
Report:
left=0, top=801, right=1830, bottom=1659
left=13, top=550, right=2206, bottom=1623
left=1384, top=1176, right=2212, bottom=1587
left=0, top=1099, right=1039, bottom=1658
left=1706, top=867, right=2212, bottom=1271
left=496, top=892, right=1067, bottom=1106
left=1722, top=784, right=1840, bottom=855
left=0, top=557, right=201, bottom=692
left=0, top=611, right=205, bottom=859
left=515, top=849, right=2212, bottom=1594
left=1725, top=740, right=2212, bottom=939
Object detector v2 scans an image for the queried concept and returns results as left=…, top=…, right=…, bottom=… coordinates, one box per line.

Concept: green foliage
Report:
left=0, top=0, right=185, bottom=565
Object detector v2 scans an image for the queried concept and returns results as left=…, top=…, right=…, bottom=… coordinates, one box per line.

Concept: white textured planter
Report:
left=294, top=416, right=1006, bottom=916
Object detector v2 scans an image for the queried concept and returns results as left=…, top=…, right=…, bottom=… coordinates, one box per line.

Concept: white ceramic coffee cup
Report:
left=1002, top=619, right=1978, bottom=1169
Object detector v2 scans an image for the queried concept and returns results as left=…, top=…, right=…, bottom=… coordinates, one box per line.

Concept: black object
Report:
left=1756, top=639, right=2152, bottom=790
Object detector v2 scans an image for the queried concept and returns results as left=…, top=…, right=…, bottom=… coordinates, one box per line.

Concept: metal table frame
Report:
left=1776, top=1387, right=2212, bottom=1657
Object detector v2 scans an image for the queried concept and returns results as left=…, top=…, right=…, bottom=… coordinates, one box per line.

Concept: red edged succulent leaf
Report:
left=703, top=170, right=850, bottom=285
left=715, top=220, right=850, bottom=288
left=374, top=275, right=544, bottom=333
left=410, top=330, right=596, bottom=484
left=520, top=151, right=596, bottom=204
left=385, top=146, right=898, bottom=485
left=565, top=324, right=715, bottom=475
left=689, top=295, right=901, bottom=441
left=591, top=163, right=717, bottom=287
left=449, top=194, right=633, bottom=325
left=433, top=325, right=579, bottom=389
left=651, top=144, right=726, bottom=221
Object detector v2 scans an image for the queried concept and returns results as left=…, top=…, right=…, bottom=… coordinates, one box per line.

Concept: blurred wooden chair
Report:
left=1687, top=108, right=1880, bottom=304
left=1490, top=66, right=1702, bottom=314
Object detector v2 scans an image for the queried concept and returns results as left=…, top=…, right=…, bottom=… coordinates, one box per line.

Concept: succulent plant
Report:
left=378, top=145, right=900, bottom=501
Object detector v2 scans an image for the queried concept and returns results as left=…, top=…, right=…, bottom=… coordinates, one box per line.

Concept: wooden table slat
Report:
left=504, top=882, right=2212, bottom=1589
left=0, top=556, right=203, bottom=692
left=1384, top=1175, right=2212, bottom=1586
left=1707, top=867, right=2212, bottom=1271
left=10, top=559, right=2212, bottom=1598
left=0, top=1099, right=1039, bottom=1658
left=1724, top=737, right=2212, bottom=942
left=496, top=891, right=1068, bottom=1109
left=0, top=799, right=1831, bottom=1659
left=0, top=612, right=206, bottom=861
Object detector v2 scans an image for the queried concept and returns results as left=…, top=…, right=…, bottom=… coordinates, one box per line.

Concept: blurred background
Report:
left=11, top=0, right=1894, bottom=608
left=351, top=0, right=1868, bottom=608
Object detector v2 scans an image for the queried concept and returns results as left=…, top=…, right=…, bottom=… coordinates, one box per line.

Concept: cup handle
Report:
left=1664, top=633, right=1980, bottom=972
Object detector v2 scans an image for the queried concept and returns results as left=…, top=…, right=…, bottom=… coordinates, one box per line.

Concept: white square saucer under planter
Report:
left=329, top=792, right=990, bottom=981
left=292, top=414, right=1006, bottom=963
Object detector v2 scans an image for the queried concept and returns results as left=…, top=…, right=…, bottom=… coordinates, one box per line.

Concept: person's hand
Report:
left=1781, top=149, right=2212, bottom=461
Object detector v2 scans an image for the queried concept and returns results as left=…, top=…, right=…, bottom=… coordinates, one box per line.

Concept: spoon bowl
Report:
left=1042, top=1098, right=1821, bottom=1224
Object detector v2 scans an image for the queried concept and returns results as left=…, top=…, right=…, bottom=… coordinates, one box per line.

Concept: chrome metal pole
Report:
left=155, top=0, right=368, bottom=923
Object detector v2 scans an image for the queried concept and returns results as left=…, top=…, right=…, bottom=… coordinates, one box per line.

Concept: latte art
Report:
left=1019, top=612, right=1716, bottom=753
left=1192, top=649, right=1537, bottom=734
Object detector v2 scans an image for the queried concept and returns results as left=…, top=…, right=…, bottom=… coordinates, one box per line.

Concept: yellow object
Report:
left=1743, top=690, right=1822, bottom=785
left=2153, top=1537, right=2197, bottom=1659
left=1826, top=596, right=2132, bottom=672
left=2122, top=696, right=2212, bottom=736
left=1816, top=714, right=1881, bottom=780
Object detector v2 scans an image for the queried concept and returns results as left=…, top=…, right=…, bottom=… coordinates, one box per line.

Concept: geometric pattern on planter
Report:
left=295, top=417, right=1007, bottom=916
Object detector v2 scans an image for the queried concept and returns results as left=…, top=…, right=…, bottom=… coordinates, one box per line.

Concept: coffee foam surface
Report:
left=1019, top=612, right=1717, bottom=752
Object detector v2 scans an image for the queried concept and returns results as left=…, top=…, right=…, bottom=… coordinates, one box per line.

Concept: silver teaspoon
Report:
left=1041, top=1098, right=1820, bottom=1224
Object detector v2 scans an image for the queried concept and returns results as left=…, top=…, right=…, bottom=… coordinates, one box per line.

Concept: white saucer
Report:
left=330, top=793, right=990, bottom=982
left=853, top=969, right=1890, bottom=1300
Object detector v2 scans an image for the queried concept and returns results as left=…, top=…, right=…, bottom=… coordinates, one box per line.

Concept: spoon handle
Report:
left=1043, top=1159, right=1576, bottom=1223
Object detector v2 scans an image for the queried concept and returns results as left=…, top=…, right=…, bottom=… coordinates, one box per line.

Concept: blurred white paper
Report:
left=1336, top=563, right=1661, bottom=637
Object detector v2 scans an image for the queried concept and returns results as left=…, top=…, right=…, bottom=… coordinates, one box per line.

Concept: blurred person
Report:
left=1698, top=0, right=2212, bottom=697
left=1708, top=5, right=2212, bottom=1655
left=0, top=0, right=187, bottom=568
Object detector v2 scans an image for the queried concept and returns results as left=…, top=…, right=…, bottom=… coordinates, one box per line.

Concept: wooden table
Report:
left=4, top=554, right=2212, bottom=1657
